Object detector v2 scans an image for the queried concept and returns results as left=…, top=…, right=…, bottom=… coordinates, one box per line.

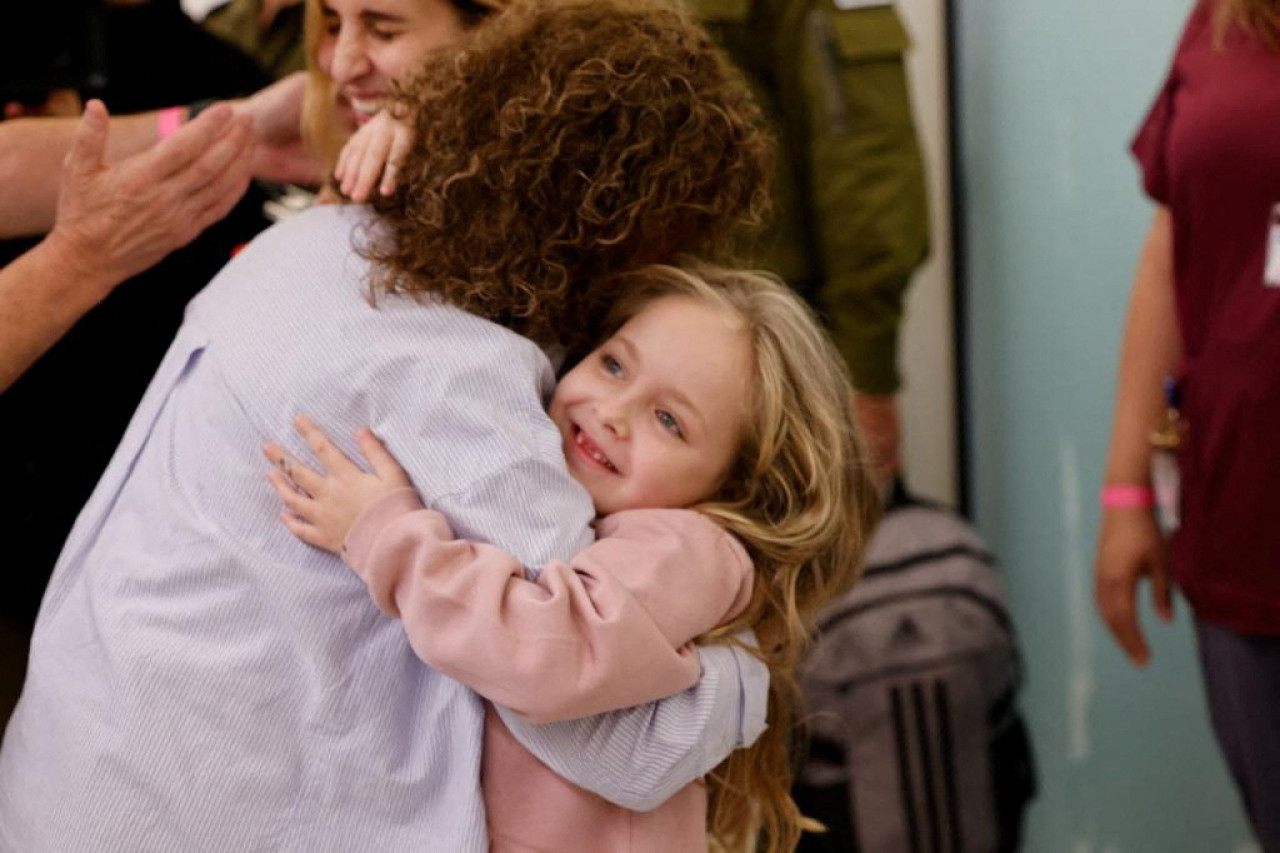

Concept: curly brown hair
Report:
left=362, top=0, right=773, bottom=353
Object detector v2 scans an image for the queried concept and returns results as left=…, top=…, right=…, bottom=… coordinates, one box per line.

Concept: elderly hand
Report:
left=46, top=99, right=255, bottom=293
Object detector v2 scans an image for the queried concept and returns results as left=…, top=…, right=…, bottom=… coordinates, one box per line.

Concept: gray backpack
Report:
left=794, top=485, right=1036, bottom=853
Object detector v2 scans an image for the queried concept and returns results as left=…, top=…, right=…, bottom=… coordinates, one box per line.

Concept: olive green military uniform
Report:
left=690, top=0, right=929, bottom=395
left=202, top=0, right=307, bottom=80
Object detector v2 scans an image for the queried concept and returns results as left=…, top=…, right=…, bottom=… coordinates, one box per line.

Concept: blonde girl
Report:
left=267, top=263, right=882, bottom=852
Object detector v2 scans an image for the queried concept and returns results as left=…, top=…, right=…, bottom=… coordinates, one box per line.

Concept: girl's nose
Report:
left=598, top=400, right=631, bottom=440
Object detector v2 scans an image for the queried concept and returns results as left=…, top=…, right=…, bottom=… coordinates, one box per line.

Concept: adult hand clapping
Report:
left=0, top=99, right=254, bottom=392
left=48, top=98, right=255, bottom=285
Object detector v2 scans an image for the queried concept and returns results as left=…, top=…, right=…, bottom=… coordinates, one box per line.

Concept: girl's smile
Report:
left=550, top=295, right=753, bottom=516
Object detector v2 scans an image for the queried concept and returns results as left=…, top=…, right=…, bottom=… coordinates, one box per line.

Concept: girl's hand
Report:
left=333, top=109, right=412, bottom=202
left=263, top=414, right=412, bottom=555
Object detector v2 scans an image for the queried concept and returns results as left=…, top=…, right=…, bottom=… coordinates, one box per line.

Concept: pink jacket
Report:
left=342, top=488, right=754, bottom=852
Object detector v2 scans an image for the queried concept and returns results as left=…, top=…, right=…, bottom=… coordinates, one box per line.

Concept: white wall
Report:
left=896, top=0, right=959, bottom=506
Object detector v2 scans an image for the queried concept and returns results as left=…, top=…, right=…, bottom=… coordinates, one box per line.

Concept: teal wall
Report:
left=955, top=1, right=1257, bottom=850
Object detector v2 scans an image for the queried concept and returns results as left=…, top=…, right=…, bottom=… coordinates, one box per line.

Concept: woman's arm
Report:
left=0, top=101, right=254, bottom=391
left=0, top=111, right=161, bottom=239
left=0, top=73, right=316, bottom=240
left=1095, top=206, right=1182, bottom=666
left=499, top=640, right=769, bottom=811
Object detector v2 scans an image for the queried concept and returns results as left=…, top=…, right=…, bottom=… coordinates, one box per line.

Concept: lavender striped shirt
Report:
left=0, top=205, right=766, bottom=852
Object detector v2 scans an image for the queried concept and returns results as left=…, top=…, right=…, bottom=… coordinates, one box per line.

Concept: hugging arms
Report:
left=0, top=1, right=775, bottom=848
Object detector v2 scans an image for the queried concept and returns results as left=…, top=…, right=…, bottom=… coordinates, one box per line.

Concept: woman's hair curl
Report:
left=364, top=0, right=773, bottom=352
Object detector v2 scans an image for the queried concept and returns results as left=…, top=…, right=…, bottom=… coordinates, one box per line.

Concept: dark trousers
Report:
left=1196, top=618, right=1280, bottom=852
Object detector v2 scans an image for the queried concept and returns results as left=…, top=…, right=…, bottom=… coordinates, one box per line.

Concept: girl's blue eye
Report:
left=602, top=355, right=623, bottom=376
left=656, top=410, right=683, bottom=438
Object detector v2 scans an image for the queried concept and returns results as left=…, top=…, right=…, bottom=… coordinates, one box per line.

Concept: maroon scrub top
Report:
left=1131, top=0, right=1280, bottom=635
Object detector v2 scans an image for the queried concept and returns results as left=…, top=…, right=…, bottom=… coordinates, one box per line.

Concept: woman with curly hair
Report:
left=0, top=2, right=774, bottom=850
left=264, top=263, right=881, bottom=852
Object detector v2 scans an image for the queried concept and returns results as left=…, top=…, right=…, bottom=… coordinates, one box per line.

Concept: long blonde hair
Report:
left=299, top=0, right=506, bottom=171
left=1213, top=0, right=1280, bottom=50
left=601, top=263, right=882, bottom=853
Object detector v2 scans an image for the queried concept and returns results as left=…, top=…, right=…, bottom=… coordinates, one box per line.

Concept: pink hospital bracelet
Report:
left=156, top=106, right=184, bottom=141
left=1100, top=484, right=1155, bottom=509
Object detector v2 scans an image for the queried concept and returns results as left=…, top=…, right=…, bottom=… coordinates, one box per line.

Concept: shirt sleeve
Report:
left=1130, top=0, right=1211, bottom=205
left=496, top=636, right=771, bottom=812
left=369, top=442, right=770, bottom=806
left=343, top=495, right=755, bottom=724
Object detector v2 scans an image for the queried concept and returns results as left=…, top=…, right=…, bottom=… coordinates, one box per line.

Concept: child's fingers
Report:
left=262, top=440, right=324, bottom=495
left=379, top=161, right=399, bottom=198
left=342, top=147, right=366, bottom=201
left=351, top=132, right=392, bottom=203
left=356, top=427, right=411, bottom=486
left=264, top=466, right=298, bottom=504
left=381, top=128, right=412, bottom=196
left=266, top=469, right=315, bottom=519
left=279, top=511, right=333, bottom=553
left=262, top=441, right=304, bottom=484
left=335, top=134, right=358, bottom=192
left=293, top=414, right=359, bottom=476
left=282, top=455, right=326, bottom=496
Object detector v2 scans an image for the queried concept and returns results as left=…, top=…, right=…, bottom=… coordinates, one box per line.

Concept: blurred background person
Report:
left=691, top=0, right=930, bottom=484
left=1096, top=1, right=1280, bottom=849
left=198, top=0, right=308, bottom=80
left=0, top=0, right=341, bottom=723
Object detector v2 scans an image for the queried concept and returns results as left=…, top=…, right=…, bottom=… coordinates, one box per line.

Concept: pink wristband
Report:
left=156, top=106, right=184, bottom=141
left=1100, top=484, right=1155, bottom=509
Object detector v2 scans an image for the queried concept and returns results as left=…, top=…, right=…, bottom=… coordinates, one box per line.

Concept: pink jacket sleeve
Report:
left=342, top=488, right=754, bottom=724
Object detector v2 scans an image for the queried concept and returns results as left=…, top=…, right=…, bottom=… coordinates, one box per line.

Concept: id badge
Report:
left=1149, top=376, right=1184, bottom=535
left=1266, top=202, right=1280, bottom=287
left=1151, top=449, right=1181, bottom=534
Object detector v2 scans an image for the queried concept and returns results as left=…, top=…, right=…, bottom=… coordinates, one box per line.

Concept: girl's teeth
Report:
left=576, top=430, right=616, bottom=471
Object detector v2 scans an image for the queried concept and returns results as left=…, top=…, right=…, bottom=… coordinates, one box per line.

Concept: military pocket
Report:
left=807, top=4, right=915, bottom=134
left=823, top=4, right=911, bottom=60
left=685, top=0, right=752, bottom=23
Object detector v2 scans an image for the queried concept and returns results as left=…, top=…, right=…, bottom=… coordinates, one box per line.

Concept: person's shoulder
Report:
left=242, top=203, right=369, bottom=260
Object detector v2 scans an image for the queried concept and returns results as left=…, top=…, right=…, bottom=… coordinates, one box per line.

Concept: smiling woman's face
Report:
left=315, top=0, right=466, bottom=129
